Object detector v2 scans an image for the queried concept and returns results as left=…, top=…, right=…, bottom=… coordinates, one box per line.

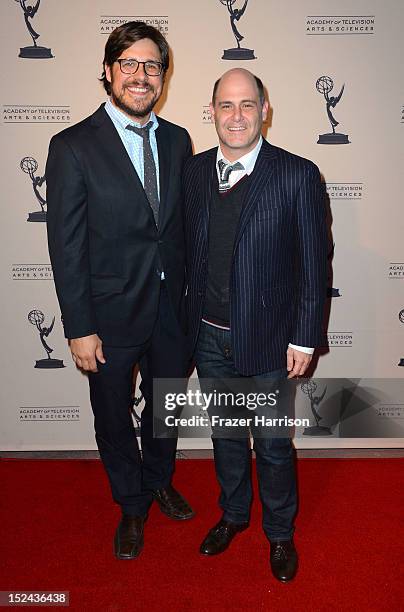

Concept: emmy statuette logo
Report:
left=316, top=76, right=350, bottom=144
left=219, top=0, right=256, bottom=60
left=20, top=157, right=46, bottom=222
left=301, top=380, right=332, bottom=436
left=398, top=309, right=404, bottom=367
left=28, top=309, right=65, bottom=369
left=15, top=0, right=53, bottom=59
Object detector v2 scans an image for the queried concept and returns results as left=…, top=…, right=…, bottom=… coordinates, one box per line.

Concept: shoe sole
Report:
left=153, top=499, right=195, bottom=521
left=157, top=506, right=196, bottom=520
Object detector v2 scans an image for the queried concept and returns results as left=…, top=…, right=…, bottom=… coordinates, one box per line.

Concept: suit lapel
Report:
left=233, top=140, right=278, bottom=252
left=155, top=122, right=170, bottom=229
left=90, top=105, right=156, bottom=226
left=200, top=149, right=217, bottom=241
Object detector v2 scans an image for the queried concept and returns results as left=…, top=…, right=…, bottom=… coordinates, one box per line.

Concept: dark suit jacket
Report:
left=46, top=104, right=192, bottom=345
left=183, top=139, right=327, bottom=375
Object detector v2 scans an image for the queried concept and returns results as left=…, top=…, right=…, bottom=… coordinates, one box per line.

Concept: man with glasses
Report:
left=46, top=21, right=194, bottom=560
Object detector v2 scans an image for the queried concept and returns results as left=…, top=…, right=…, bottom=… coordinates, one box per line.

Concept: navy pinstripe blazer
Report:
left=183, top=139, right=327, bottom=375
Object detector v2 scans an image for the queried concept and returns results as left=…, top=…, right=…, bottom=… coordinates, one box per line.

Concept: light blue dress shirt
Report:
left=105, top=99, right=164, bottom=278
left=104, top=98, right=160, bottom=198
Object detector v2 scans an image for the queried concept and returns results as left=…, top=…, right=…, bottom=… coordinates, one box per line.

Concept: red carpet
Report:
left=1, top=458, right=403, bottom=611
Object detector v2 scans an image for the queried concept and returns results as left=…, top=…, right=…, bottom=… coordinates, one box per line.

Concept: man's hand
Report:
left=69, top=334, right=105, bottom=372
left=286, top=347, right=312, bottom=378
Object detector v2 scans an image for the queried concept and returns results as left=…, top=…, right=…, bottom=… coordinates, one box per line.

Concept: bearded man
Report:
left=46, top=21, right=194, bottom=560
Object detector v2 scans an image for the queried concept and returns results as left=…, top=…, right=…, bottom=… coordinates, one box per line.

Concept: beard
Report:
left=111, top=78, right=160, bottom=120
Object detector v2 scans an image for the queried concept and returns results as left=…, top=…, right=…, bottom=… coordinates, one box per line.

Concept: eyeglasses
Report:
left=116, top=58, right=163, bottom=76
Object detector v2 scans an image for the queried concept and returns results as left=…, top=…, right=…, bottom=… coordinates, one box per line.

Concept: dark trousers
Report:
left=88, top=284, right=188, bottom=517
left=195, top=321, right=297, bottom=541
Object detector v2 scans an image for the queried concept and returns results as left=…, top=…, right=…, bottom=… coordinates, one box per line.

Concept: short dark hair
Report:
left=212, top=72, right=266, bottom=106
left=100, top=21, right=169, bottom=94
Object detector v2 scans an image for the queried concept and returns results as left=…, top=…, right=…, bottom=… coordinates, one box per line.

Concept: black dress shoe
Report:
left=200, top=519, right=248, bottom=555
left=152, top=485, right=195, bottom=520
left=114, top=515, right=145, bottom=560
left=270, top=539, right=298, bottom=582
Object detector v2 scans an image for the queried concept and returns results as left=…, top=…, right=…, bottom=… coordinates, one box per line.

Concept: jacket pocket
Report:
left=90, top=275, right=127, bottom=297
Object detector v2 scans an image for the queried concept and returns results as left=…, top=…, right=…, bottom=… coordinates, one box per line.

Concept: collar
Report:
left=105, top=98, right=159, bottom=132
left=216, top=136, right=263, bottom=174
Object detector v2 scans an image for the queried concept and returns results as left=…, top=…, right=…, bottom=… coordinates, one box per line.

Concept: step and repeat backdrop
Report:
left=0, top=1, right=403, bottom=450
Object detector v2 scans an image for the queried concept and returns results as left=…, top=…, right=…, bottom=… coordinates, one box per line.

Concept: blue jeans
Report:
left=195, top=321, right=297, bottom=541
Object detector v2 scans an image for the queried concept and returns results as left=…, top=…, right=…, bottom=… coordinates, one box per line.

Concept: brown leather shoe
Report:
left=152, top=485, right=195, bottom=520
left=270, top=539, right=298, bottom=582
left=200, top=519, right=248, bottom=555
left=114, top=515, right=145, bottom=560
